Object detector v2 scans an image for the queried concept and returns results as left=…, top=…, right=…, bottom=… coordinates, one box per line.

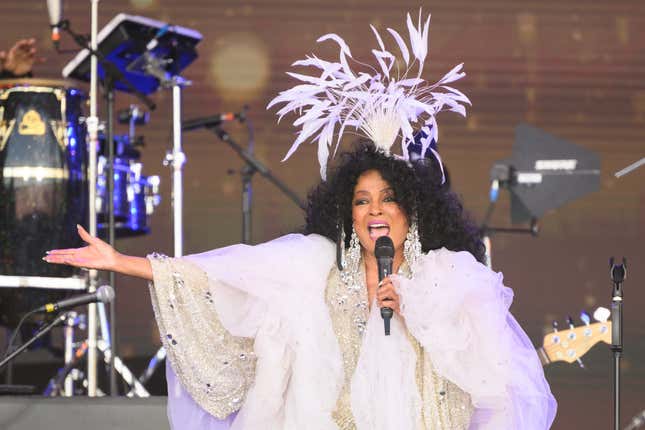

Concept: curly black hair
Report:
left=304, top=141, right=486, bottom=264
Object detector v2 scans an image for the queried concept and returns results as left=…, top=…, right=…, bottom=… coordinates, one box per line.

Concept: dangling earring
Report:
left=340, top=225, right=362, bottom=292
left=346, top=226, right=361, bottom=272
left=404, top=217, right=422, bottom=276
left=337, top=221, right=346, bottom=270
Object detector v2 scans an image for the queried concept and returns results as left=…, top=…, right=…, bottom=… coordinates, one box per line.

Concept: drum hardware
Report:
left=46, top=1, right=101, bottom=395
left=0, top=274, right=86, bottom=379
left=63, top=311, right=85, bottom=395
left=117, top=105, right=150, bottom=125
left=118, top=104, right=150, bottom=146
left=96, top=133, right=161, bottom=237
left=0, top=275, right=87, bottom=386
left=42, top=300, right=150, bottom=398
left=42, top=311, right=86, bottom=396
left=128, top=344, right=166, bottom=396
left=0, top=312, right=71, bottom=374
left=54, top=8, right=163, bottom=395
left=61, top=13, right=201, bottom=395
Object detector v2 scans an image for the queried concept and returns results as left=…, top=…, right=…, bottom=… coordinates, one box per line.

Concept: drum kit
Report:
left=0, top=12, right=200, bottom=397
left=0, top=10, right=305, bottom=398
left=0, top=79, right=160, bottom=386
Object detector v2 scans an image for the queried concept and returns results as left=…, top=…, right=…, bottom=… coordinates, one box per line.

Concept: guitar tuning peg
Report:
left=593, top=307, right=611, bottom=323
left=567, top=316, right=575, bottom=329
left=552, top=321, right=559, bottom=332
left=576, top=357, right=585, bottom=369
left=580, top=311, right=591, bottom=326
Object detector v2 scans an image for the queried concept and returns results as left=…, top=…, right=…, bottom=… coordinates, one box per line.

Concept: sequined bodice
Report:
left=325, top=262, right=474, bottom=430
left=325, top=264, right=369, bottom=428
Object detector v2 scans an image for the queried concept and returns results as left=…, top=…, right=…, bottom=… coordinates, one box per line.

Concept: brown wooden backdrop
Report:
left=1, top=0, right=644, bottom=428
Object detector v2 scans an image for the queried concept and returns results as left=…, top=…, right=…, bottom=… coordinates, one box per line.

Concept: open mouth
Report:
left=368, top=222, right=390, bottom=240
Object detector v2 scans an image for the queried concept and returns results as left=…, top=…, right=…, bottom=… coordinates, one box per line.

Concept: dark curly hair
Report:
left=304, top=141, right=486, bottom=264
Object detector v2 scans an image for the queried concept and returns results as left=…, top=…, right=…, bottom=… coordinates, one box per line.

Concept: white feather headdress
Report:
left=267, top=10, right=471, bottom=180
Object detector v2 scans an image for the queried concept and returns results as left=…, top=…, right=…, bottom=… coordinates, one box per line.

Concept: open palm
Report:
left=44, top=225, right=120, bottom=271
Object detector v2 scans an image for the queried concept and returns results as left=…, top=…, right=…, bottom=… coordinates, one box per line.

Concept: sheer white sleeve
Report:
left=396, top=248, right=557, bottom=429
left=148, top=234, right=342, bottom=429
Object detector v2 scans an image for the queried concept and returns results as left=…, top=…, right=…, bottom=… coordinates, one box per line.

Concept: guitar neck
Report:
left=539, top=319, right=612, bottom=366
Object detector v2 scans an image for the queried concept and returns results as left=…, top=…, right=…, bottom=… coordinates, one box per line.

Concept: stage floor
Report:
left=0, top=396, right=169, bottom=430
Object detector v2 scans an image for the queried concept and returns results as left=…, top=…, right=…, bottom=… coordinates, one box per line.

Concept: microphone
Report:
left=182, top=111, right=246, bottom=132
left=46, top=0, right=62, bottom=47
left=375, top=236, right=395, bottom=336
left=35, top=285, right=115, bottom=313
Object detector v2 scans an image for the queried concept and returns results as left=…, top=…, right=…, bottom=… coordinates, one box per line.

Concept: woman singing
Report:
left=44, top=11, right=556, bottom=429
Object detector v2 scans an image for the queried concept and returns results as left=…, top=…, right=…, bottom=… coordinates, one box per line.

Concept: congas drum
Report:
left=0, top=79, right=88, bottom=327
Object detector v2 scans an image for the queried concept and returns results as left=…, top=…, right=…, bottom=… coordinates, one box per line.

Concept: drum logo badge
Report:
left=18, top=110, right=46, bottom=136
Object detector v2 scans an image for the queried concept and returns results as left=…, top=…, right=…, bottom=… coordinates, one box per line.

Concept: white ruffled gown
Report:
left=147, top=233, right=557, bottom=429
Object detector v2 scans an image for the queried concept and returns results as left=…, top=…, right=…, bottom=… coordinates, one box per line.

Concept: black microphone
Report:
left=181, top=111, right=246, bottom=132
left=35, top=285, right=115, bottom=313
left=375, top=236, right=395, bottom=336
left=46, top=0, right=62, bottom=47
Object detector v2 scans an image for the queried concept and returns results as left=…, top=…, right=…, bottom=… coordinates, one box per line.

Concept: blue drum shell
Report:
left=0, top=83, right=88, bottom=326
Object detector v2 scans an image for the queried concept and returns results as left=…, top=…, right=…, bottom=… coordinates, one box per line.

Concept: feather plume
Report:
left=267, top=10, right=471, bottom=180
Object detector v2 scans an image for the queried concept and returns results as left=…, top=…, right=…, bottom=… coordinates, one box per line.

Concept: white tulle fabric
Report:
left=156, top=233, right=555, bottom=429
left=396, top=248, right=557, bottom=429
left=185, top=234, right=343, bottom=429
left=350, top=304, right=422, bottom=429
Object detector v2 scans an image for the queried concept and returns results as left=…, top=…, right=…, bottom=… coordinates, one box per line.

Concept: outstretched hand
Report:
left=44, top=225, right=120, bottom=271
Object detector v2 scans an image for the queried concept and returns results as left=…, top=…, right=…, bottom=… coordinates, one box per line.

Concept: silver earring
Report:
left=337, top=225, right=369, bottom=335
left=337, top=222, right=346, bottom=270
left=340, top=226, right=362, bottom=293
left=404, top=218, right=422, bottom=275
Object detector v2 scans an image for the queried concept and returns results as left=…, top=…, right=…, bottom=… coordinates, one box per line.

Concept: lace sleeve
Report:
left=147, top=253, right=256, bottom=419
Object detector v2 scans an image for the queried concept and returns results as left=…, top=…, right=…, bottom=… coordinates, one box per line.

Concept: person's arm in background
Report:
left=0, top=38, right=39, bottom=78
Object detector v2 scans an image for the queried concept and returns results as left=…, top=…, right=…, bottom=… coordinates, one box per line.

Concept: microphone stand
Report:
left=479, top=199, right=538, bottom=268
left=609, top=257, right=627, bottom=430
left=0, top=313, right=69, bottom=372
left=207, top=125, right=305, bottom=244
left=140, top=47, right=189, bottom=258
